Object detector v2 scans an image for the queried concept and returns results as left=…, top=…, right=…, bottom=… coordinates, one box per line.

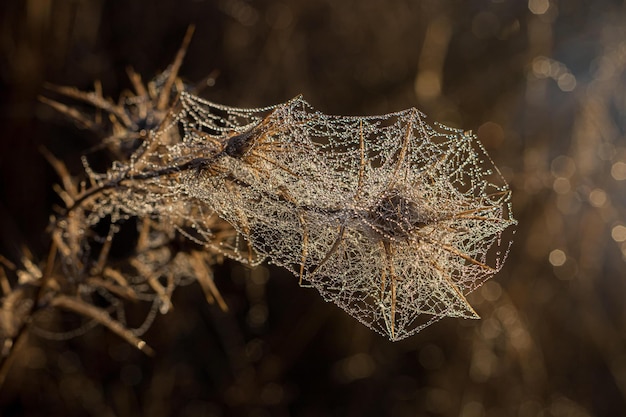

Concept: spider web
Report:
left=164, top=92, right=517, bottom=341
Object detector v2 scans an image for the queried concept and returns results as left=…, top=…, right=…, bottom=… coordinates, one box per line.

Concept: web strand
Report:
left=76, top=92, right=516, bottom=341
left=162, top=93, right=517, bottom=340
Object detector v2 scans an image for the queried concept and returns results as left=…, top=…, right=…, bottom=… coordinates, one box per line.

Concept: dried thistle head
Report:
left=40, top=26, right=196, bottom=157
left=0, top=26, right=235, bottom=358
left=14, top=22, right=517, bottom=353
left=151, top=92, right=517, bottom=340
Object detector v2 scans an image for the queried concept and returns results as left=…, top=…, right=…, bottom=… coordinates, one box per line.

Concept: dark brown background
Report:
left=1, top=0, right=625, bottom=416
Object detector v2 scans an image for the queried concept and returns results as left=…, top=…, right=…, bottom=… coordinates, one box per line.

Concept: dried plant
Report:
left=0, top=26, right=232, bottom=384
left=0, top=25, right=516, bottom=384
left=170, top=93, right=516, bottom=340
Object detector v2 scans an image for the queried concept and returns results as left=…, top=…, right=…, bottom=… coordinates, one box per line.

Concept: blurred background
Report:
left=1, top=0, right=625, bottom=416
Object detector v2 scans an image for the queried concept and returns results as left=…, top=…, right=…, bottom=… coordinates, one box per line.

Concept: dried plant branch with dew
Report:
left=0, top=26, right=516, bottom=383
left=171, top=93, right=517, bottom=340
left=0, top=26, right=231, bottom=383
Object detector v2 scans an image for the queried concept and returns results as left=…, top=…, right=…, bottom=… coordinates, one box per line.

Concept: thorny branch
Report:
left=0, top=25, right=516, bottom=388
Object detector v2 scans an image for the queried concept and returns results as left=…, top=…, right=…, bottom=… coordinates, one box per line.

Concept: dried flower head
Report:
left=141, top=92, right=517, bottom=340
